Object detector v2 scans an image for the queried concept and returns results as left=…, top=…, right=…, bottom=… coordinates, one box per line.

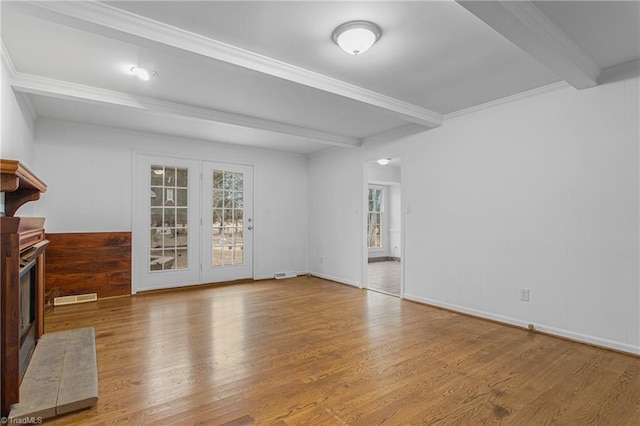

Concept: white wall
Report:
left=368, top=164, right=400, bottom=183
left=403, top=70, right=639, bottom=354
left=1, top=59, right=36, bottom=215
left=308, top=68, right=639, bottom=354
left=32, top=119, right=308, bottom=281
left=308, top=149, right=363, bottom=286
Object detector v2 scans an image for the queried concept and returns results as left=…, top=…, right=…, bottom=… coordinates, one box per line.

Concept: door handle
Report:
left=248, top=226, right=253, bottom=231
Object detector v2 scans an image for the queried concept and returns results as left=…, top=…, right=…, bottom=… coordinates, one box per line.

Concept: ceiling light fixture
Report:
left=377, top=158, right=391, bottom=166
left=130, top=66, right=156, bottom=81
left=332, top=21, right=381, bottom=55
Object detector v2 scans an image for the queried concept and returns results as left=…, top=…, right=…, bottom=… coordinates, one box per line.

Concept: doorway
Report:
left=133, top=154, right=254, bottom=293
left=364, top=157, right=402, bottom=297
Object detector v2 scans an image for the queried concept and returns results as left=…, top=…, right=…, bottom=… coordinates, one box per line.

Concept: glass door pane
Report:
left=134, top=155, right=199, bottom=293
left=212, top=170, right=244, bottom=267
left=149, top=165, right=189, bottom=271
left=203, top=161, right=253, bottom=283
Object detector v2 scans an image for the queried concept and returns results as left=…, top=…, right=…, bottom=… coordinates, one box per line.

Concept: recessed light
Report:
left=377, top=158, right=391, bottom=166
left=130, top=66, right=156, bottom=81
left=332, top=21, right=382, bottom=55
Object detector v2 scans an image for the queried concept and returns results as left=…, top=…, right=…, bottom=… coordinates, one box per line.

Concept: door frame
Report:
left=362, top=156, right=405, bottom=298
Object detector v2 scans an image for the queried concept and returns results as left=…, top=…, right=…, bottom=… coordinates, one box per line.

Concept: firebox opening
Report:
left=19, top=258, right=37, bottom=381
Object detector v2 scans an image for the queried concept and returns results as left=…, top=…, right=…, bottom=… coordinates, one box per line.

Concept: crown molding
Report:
left=2, top=43, right=38, bottom=121
left=30, top=1, right=443, bottom=129
left=11, top=72, right=361, bottom=148
left=0, top=40, right=17, bottom=77
left=457, top=1, right=600, bottom=90
left=444, top=81, right=569, bottom=121
left=598, top=59, right=640, bottom=85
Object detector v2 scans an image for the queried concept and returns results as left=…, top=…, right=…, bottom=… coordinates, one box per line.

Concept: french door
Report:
left=133, top=155, right=253, bottom=293
left=201, top=161, right=253, bottom=283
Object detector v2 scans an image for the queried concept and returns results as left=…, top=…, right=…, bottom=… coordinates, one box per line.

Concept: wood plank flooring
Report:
left=42, top=276, right=639, bottom=425
left=367, top=261, right=401, bottom=296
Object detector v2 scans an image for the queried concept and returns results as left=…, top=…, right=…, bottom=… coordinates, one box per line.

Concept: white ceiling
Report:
left=2, top=1, right=639, bottom=155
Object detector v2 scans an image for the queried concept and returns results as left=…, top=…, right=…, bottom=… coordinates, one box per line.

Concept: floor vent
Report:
left=54, top=293, right=98, bottom=306
left=274, top=271, right=297, bottom=280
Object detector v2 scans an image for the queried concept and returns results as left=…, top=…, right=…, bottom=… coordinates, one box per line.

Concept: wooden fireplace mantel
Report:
left=1, top=159, right=48, bottom=416
left=0, top=159, right=47, bottom=217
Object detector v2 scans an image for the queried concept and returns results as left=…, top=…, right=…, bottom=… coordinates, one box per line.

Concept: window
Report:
left=149, top=165, right=188, bottom=271
left=368, top=187, right=383, bottom=248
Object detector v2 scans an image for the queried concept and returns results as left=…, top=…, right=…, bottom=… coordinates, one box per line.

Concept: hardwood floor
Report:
left=42, top=277, right=639, bottom=425
left=367, top=261, right=401, bottom=296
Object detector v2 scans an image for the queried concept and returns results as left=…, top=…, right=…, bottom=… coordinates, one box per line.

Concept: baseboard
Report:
left=308, top=272, right=361, bottom=288
left=404, top=293, right=640, bottom=356
left=533, top=324, right=640, bottom=356
left=254, top=274, right=275, bottom=280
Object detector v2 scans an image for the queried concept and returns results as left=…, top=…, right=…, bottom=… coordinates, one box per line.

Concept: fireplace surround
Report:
left=1, top=160, right=48, bottom=417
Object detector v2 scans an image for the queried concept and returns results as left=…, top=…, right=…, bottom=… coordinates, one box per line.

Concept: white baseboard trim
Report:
left=254, top=274, right=272, bottom=280
left=254, top=271, right=309, bottom=281
left=404, top=293, right=530, bottom=327
left=254, top=274, right=277, bottom=280
left=534, top=324, right=640, bottom=356
left=308, top=271, right=361, bottom=288
left=404, top=293, right=639, bottom=356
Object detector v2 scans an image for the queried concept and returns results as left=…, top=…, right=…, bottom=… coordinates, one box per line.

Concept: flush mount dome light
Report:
left=130, top=66, right=156, bottom=81
left=332, top=21, right=381, bottom=55
left=377, top=158, right=391, bottom=166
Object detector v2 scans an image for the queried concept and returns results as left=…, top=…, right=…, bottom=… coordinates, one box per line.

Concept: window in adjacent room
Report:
left=367, top=187, right=383, bottom=248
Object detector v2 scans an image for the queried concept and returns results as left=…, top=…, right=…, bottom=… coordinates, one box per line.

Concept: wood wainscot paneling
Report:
left=45, top=232, right=132, bottom=299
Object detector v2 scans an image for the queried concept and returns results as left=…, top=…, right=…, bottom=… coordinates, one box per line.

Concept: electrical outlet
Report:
left=320, top=256, right=324, bottom=265
left=520, top=288, right=530, bottom=302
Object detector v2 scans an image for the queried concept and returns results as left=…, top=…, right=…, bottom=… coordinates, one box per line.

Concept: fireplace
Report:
left=19, top=258, right=38, bottom=380
left=1, top=159, right=48, bottom=417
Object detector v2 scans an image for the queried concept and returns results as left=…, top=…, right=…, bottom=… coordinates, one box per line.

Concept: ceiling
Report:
left=2, top=1, right=638, bottom=155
